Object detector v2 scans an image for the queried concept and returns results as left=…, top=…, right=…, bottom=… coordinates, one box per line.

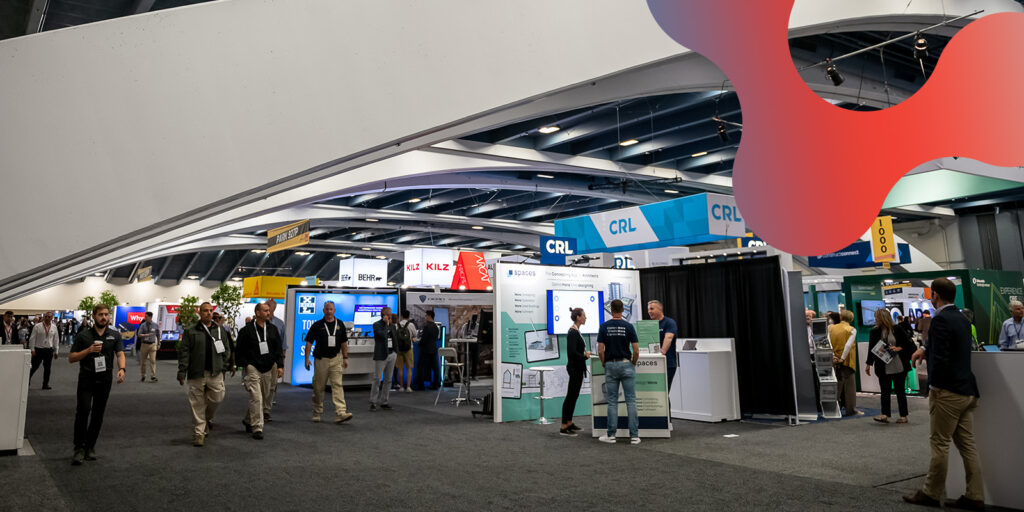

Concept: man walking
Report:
left=177, top=302, right=232, bottom=447
left=29, top=311, right=60, bottom=390
left=68, top=305, right=125, bottom=465
left=647, top=300, right=678, bottom=388
left=413, top=310, right=440, bottom=391
left=304, top=301, right=353, bottom=424
left=136, top=312, right=161, bottom=382
left=395, top=310, right=416, bottom=392
left=236, top=302, right=283, bottom=440
left=597, top=299, right=640, bottom=445
left=904, top=277, right=984, bottom=510
left=370, top=307, right=398, bottom=411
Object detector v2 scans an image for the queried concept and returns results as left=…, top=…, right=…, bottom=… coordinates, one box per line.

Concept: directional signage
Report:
left=267, top=219, right=310, bottom=253
left=807, top=241, right=912, bottom=269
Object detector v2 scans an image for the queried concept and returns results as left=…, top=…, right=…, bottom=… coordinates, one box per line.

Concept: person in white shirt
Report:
left=998, top=300, right=1024, bottom=350
left=29, top=311, right=60, bottom=390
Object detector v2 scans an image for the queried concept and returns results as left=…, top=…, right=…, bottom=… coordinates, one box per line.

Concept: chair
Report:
left=435, top=347, right=466, bottom=406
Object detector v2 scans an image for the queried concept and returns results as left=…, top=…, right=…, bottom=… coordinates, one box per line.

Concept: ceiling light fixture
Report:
left=362, top=247, right=372, bottom=251
left=471, top=226, right=484, bottom=230
left=538, top=126, right=560, bottom=134
left=366, top=218, right=379, bottom=222
left=536, top=174, right=554, bottom=179
left=187, top=275, right=199, bottom=280
left=408, top=198, right=421, bottom=203
left=375, top=255, right=387, bottom=260
left=252, top=249, right=266, bottom=253
left=295, top=251, right=310, bottom=256
left=691, top=151, right=708, bottom=158
left=93, top=272, right=103, bottom=276
left=824, top=58, right=845, bottom=86
left=337, top=253, right=351, bottom=257
left=619, top=139, right=639, bottom=147
left=300, top=280, right=308, bottom=286
left=717, top=123, right=729, bottom=142
left=664, top=189, right=680, bottom=194
left=913, top=33, right=928, bottom=60
left=231, top=277, right=242, bottom=281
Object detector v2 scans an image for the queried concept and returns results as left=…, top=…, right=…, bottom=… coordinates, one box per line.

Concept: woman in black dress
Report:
left=560, top=308, right=590, bottom=436
left=865, top=308, right=915, bottom=423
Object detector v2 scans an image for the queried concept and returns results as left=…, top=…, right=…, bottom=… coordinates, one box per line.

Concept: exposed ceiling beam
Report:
left=155, top=256, right=174, bottom=281
left=126, top=261, right=142, bottom=283
left=25, top=0, right=48, bottom=34
left=177, top=252, right=201, bottom=285
left=199, top=250, right=226, bottom=285
left=313, top=254, right=340, bottom=280
left=291, top=253, right=317, bottom=278
left=129, top=0, right=157, bottom=14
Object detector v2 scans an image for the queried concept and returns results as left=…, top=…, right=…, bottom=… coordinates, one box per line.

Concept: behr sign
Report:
left=267, top=219, right=310, bottom=253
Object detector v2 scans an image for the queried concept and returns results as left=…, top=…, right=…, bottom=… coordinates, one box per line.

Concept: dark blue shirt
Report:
left=660, top=317, right=678, bottom=367
left=597, top=319, right=638, bottom=361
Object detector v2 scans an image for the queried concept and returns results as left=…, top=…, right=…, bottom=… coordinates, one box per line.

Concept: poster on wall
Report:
left=114, top=306, right=147, bottom=352
left=493, top=262, right=642, bottom=423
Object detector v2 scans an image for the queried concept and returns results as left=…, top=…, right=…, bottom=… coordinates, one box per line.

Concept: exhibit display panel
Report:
left=284, top=287, right=399, bottom=386
left=0, top=347, right=29, bottom=451
left=591, top=353, right=670, bottom=438
left=669, top=338, right=740, bottom=422
left=947, top=352, right=1024, bottom=510
left=113, top=306, right=147, bottom=353
left=493, top=263, right=641, bottom=423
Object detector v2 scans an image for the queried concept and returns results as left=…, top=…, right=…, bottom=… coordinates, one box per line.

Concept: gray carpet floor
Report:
left=0, top=359, right=994, bottom=511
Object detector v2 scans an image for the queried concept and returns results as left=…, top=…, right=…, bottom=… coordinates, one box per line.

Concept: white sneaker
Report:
left=405, top=387, right=413, bottom=393
left=598, top=435, right=616, bottom=444
left=630, top=437, right=641, bottom=445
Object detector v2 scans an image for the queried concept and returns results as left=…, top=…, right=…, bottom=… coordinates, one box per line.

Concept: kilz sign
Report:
left=403, top=248, right=455, bottom=287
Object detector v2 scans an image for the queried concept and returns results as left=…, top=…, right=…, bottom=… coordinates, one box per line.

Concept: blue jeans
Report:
left=605, top=361, right=638, bottom=438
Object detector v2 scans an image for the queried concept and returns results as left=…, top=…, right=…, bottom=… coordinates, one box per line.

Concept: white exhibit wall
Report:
left=0, top=277, right=222, bottom=311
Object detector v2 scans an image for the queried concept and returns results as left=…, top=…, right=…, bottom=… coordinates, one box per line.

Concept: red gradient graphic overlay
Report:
left=647, top=1, right=1024, bottom=255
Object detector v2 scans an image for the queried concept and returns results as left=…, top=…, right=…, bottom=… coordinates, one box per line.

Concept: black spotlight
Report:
left=913, top=34, right=928, bottom=60
left=824, top=58, right=844, bottom=86
left=717, top=122, right=729, bottom=142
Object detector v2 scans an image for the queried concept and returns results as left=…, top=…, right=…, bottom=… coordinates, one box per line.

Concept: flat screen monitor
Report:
left=547, top=290, right=605, bottom=335
left=860, top=300, right=886, bottom=327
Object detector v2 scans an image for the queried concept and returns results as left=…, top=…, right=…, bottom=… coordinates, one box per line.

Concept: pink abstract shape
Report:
left=647, top=1, right=1024, bottom=256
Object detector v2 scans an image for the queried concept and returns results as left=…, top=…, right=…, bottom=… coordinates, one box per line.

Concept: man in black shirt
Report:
left=177, top=302, right=233, bottom=447
left=413, top=310, right=441, bottom=390
left=304, top=301, right=353, bottom=424
left=68, top=304, right=125, bottom=465
left=597, top=299, right=640, bottom=445
left=236, top=302, right=284, bottom=440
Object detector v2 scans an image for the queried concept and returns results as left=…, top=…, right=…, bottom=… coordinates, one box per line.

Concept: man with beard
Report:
left=68, top=305, right=125, bottom=465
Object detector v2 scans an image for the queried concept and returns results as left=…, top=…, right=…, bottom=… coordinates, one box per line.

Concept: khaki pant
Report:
left=139, top=342, right=158, bottom=378
left=396, top=349, right=414, bottom=386
left=187, top=371, right=225, bottom=436
left=312, top=354, right=347, bottom=417
left=835, top=365, right=857, bottom=414
left=243, top=364, right=276, bottom=432
left=922, top=389, right=984, bottom=502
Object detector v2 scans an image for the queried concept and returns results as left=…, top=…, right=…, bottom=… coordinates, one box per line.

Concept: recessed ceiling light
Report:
left=93, top=272, right=103, bottom=276
left=536, top=174, right=555, bottom=179
left=300, top=280, right=308, bottom=286
left=362, top=247, right=372, bottom=251
left=252, top=249, right=266, bottom=253
left=691, top=151, right=708, bottom=158
left=619, top=139, right=639, bottom=147
left=366, top=218, right=379, bottom=222
left=664, top=189, right=680, bottom=194
left=187, top=275, right=199, bottom=280
left=376, top=255, right=387, bottom=260
left=295, top=251, right=310, bottom=256
left=337, top=253, right=351, bottom=257
left=408, top=198, right=422, bottom=203
left=538, top=126, right=560, bottom=134
left=387, top=281, right=396, bottom=286
left=231, top=277, right=242, bottom=281
left=472, top=226, right=484, bottom=230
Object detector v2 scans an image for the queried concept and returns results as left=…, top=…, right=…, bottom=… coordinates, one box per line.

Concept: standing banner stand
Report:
left=492, top=262, right=642, bottom=425
left=590, top=353, right=670, bottom=438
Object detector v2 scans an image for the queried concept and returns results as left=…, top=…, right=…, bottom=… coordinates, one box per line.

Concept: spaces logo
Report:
left=506, top=268, right=536, bottom=278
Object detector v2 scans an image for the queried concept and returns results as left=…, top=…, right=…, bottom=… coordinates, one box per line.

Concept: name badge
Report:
left=327, top=335, right=336, bottom=348
left=214, top=339, right=225, bottom=354
left=94, top=356, right=106, bottom=372
left=259, top=341, right=269, bottom=355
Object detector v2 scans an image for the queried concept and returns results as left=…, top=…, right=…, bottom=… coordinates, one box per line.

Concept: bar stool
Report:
left=435, top=347, right=466, bottom=406
left=531, top=366, right=555, bottom=424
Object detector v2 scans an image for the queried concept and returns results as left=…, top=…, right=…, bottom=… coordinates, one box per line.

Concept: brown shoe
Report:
left=873, top=415, right=889, bottom=423
left=896, top=417, right=909, bottom=424
left=946, top=495, right=984, bottom=511
left=192, top=434, right=205, bottom=447
left=335, top=412, right=354, bottom=424
left=903, top=490, right=941, bottom=508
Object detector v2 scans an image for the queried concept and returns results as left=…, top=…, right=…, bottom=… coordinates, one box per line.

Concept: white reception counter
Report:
left=669, top=338, right=740, bottom=422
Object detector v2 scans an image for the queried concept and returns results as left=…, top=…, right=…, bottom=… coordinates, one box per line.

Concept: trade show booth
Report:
left=402, top=290, right=493, bottom=390
left=669, top=338, right=741, bottom=423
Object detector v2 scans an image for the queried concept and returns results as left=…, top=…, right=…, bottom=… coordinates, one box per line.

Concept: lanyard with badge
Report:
left=255, top=323, right=269, bottom=355
left=1012, top=321, right=1024, bottom=345
left=93, top=338, right=107, bottom=372
left=202, top=324, right=226, bottom=354
left=325, top=321, right=337, bottom=347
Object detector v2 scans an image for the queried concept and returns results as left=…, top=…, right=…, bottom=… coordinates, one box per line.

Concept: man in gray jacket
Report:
left=370, top=307, right=398, bottom=411
left=177, top=302, right=233, bottom=447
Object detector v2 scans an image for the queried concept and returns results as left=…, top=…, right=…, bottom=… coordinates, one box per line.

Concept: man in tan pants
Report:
left=177, top=303, right=232, bottom=447
left=235, top=302, right=284, bottom=440
left=137, top=312, right=161, bottom=382
left=304, top=301, right=353, bottom=424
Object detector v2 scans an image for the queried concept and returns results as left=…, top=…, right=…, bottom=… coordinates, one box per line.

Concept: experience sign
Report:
left=267, top=219, right=310, bottom=253
left=871, top=216, right=897, bottom=263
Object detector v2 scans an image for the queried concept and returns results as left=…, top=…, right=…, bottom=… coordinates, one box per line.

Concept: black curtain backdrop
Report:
left=640, top=256, right=795, bottom=416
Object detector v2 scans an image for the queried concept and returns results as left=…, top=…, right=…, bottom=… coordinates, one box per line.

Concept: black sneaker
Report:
left=369, top=404, right=377, bottom=411
left=252, top=431, right=264, bottom=440
left=559, top=428, right=578, bottom=437
left=242, top=420, right=252, bottom=433
left=42, top=386, right=52, bottom=390
left=71, top=449, right=84, bottom=466
left=381, top=404, right=392, bottom=410
left=84, top=448, right=97, bottom=461
left=568, top=424, right=581, bottom=432
left=151, top=377, right=158, bottom=382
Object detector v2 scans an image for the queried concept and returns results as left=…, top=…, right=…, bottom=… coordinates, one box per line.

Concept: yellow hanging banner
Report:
left=871, top=216, right=898, bottom=263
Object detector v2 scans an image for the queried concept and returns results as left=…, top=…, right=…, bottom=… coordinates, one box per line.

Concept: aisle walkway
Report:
left=0, top=359, right=975, bottom=511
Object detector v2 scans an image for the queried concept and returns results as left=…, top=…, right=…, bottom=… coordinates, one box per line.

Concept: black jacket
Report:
left=235, top=321, right=284, bottom=373
left=926, top=306, right=979, bottom=397
left=419, top=321, right=439, bottom=354
left=865, top=326, right=915, bottom=372
left=372, top=320, right=399, bottom=361
left=0, top=321, right=16, bottom=344
left=566, top=328, right=588, bottom=374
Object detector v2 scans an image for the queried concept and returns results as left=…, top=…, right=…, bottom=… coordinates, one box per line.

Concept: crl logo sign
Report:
left=540, top=236, right=577, bottom=265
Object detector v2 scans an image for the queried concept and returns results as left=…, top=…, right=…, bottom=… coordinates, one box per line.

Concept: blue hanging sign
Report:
left=808, top=241, right=912, bottom=268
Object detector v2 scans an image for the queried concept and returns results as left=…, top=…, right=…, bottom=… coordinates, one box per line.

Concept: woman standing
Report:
left=560, top=308, right=590, bottom=437
left=865, top=308, right=915, bottom=423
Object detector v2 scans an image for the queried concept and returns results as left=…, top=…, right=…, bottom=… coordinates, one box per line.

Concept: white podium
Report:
left=0, top=347, right=30, bottom=451
left=669, top=338, right=740, bottom=422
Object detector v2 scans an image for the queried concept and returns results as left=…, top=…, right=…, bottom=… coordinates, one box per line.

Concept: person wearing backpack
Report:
left=395, top=310, right=416, bottom=393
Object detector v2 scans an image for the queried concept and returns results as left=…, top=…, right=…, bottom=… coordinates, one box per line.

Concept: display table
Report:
left=0, top=347, right=29, bottom=452
left=590, top=353, right=670, bottom=438
left=946, top=352, right=1024, bottom=510
left=669, top=338, right=740, bottom=422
